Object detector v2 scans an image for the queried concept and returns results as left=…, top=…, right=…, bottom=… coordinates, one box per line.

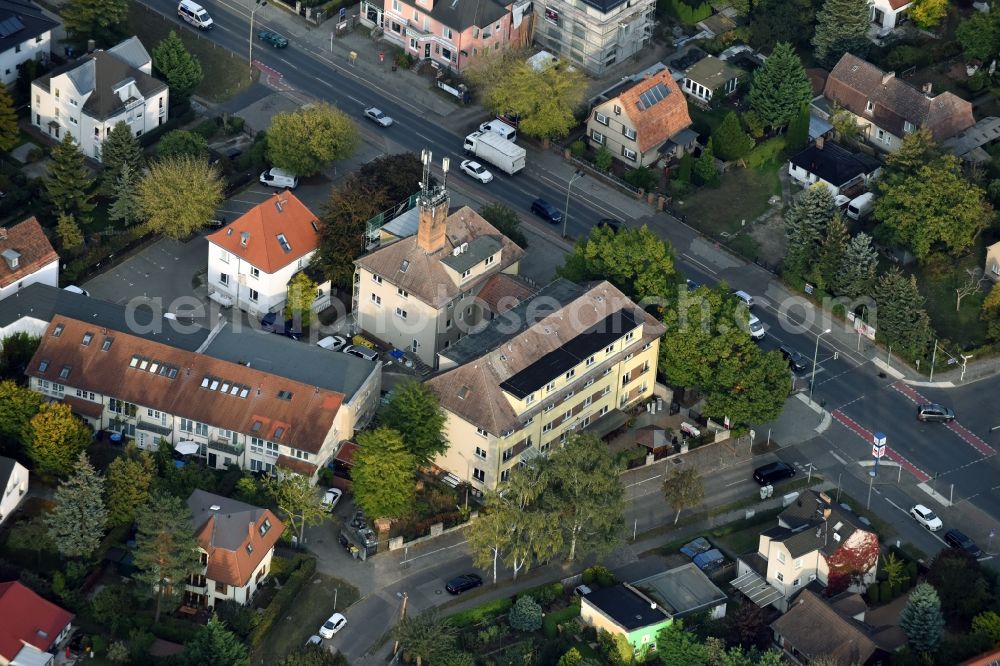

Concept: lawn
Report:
left=908, top=251, right=990, bottom=351
left=674, top=165, right=781, bottom=237
left=253, top=572, right=360, bottom=665
left=127, top=3, right=257, bottom=103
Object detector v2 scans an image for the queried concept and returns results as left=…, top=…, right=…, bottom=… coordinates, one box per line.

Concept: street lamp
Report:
left=562, top=169, right=585, bottom=238
left=249, top=0, right=267, bottom=77
left=809, top=328, right=831, bottom=404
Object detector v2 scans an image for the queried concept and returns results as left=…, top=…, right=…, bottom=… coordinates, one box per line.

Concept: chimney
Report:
left=922, top=82, right=933, bottom=96
left=881, top=71, right=895, bottom=85
left=815, top=135, right=824, bottom=150
left=416, top=150, right=451, bottom=254
left=0, top=227, right=7, bottom=240
left=2, top=249, right=19, bottom=270
left=822, top=507, right=832, bottom=520
left=240, top=231, right=250, bottom=248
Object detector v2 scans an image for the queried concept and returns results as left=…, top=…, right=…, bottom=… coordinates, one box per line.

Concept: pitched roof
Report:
left=789, top=142, right=881, bottom=187
left=354, top=205, right=524, bottom=308
left=475, top=272, right=535, bottom=316
left=105, top=35, right=151, bottom=70
left=27, top=316, right=344, bottom=454
left=207, top=192, right=321, bottom=275
left=395, top=0, right=507, bottom=31
left=0, top=581, right=73, bottom=660
left=772, top=490, right=871, bottom=557
left=614, top=69, right=692, bottom=153
left=0, top=455, right=15, bottom=490
left=0, top=217, right=57, bottom=289
left=770, top=590, right=880, bottom=666
left=584, top=584, right=671, bottom=630
left=0, top=0, right=56, bottom=56
left=187, top=489, right=284, bottom=588
left=684, top=56, right=743, bottom=87
left=824, top=53, right=975, bottom=142
left=427, top=281, right=666, bottom=434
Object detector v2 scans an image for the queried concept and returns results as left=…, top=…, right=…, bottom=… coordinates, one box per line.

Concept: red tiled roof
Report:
left=476, top=273, right=535, bottom=316
left=207, top=192, right=320, bottom=274
left=616, top=70, right=692, bottom=153
left=0, top=581, right=74, bottom=660
left=0, top=217, right=58, bottom=289
left=275, top=454, right=317, bottom=476
left=62, top=394, right=104, bottom=418
left=334, top=441, right=358, bottom=465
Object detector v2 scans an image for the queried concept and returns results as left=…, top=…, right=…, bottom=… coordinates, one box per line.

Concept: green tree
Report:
left=595, top=145, right=613, bottom=171
left=749, top=0, right=816, bottom=51
left=910, top=0, right=948, bottom=29
left=152, top=31, right=203, bottom=103
left=676, top=152, right=694, bottom=184
left=693, top=138, right=719, bottom=186
left=178, top=616, right=249, bottom=666
left=312, top=177, right=386, bottom=288
left=659, top=286, right=746, bottom=388
left=108, top=163, right=141, bottom=227
left=357, top=153, right=423, bottom=203
left=277, top=646, right=350, bottom=666
left=105, top=446, right=156, bottom=527
left=0, top=333, right=40, bottom=383
left=812, top=0, right=871, bottom=67
left=107, top=641, right=129, bottom=664
left=133, top=490, right=201, bottom=623
left=662, top=467, right=704, bottom=524
left=883, top=128, right=939, bottom=177
left=836, top=232, right=878, bottom=299
left=657, top=621, right=707, bottom=665
left=899, top=583, right=945, bottom=653
left=267, top=103, right=358, bottom=176
left=26, top=402, right=91, bottom=478
left=262, top=468, right=325, bottom=544
left=283, top=271, right=317, bottom=327
left=480, top=61, right=585, bottom=141
left=558, top=648, right=584, bottom=666
left=91, top=585, right=135, bottom=638
left=62, top=0, right=127, bottom=45
left=0, top=83, right=17, bottom=152
left=927, top=549, right=991, bottom=629
left=556, top=225, right=677, bottom=306
left=138, top=156, right=223, bottom=239
left=881, top=551, right=907, bottom=592
left=812, top=213, right=849, bottom=293
left=873, top=268, right=933, bottom=359
left=479, top=202, right=527, bottom=248
left=55, top=212, right=84, bottom=251
left=509, top=595, right=543, bottom=632
left=972, top=611, right=1000, bottom=647
left=982, top=282, right=1000, bottom=341
left=5, top=516, right=54, bottom=567
left=747, top=42, right=812, bottom=129
left=352, top=428, right=415, bottom=520
left=46, top=134, right=97, bottom=223
left=711, top=112, right=755, bottom=162
left=786, top=103, right=811, bottom=151
left=100, top=121, right=143, bottom=190
left=467, top=503, right=511, bottom=584
left=784, top=185, right=836, bottom=279
left=391, top=608, right=459, bottom=666
left=0, top=380, right=42, bottom=454
left=957, top=11, right=1000, bottom=60
left=705, top=345, right=790, bottom=428
left=46, top=452, right=107, bottom=559
left=380, top=380, right=447, bottom=467
left=155, top=129, right=209, bottom=160
left=545, top=434, right=625, bottom=561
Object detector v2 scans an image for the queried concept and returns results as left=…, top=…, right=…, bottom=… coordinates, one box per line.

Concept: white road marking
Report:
left=830, top=451, right=847, bottom=466
left=680, top=253, right=718, bottom=275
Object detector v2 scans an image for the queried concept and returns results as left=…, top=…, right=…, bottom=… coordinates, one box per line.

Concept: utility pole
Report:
left=392, top=592, right=409, bottom=656
left=929, top=339, right=937, bottom=382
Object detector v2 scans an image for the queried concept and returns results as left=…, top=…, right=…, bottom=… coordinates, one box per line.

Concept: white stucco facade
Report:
left=0, top=28, right=49, bottom=85
left=0, top=257, right=56, bottom=302
left=207, top=241, right=320, bottom=317
left=0, top=457, right=28, bottom=527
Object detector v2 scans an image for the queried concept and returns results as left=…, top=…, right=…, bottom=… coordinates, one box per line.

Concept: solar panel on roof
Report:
left=636, top=83, right=670, bottom=110
left=0, top=16, right=24, bottom=38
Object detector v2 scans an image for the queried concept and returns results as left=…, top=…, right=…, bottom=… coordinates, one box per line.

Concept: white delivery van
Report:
left=748, top=314, right=765, bottom=340
left=479, top=119, right=517, bottom=143
left=732, top=290, right=755, bottom=309
left=259, top=167, right=298, bottom=189
left=846, top=192, right=874, bottom=221
left=178, top=0, right=214, bottom=29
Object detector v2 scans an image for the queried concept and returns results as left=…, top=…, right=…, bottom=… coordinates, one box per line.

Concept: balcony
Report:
left=209, top=439, right=245, bottom=456
left=137, top=420, right=172, bottom=436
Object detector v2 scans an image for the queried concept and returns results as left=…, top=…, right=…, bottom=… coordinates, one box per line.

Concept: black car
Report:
left=530, top=198, right=562, bottom=224
left=260, top=312, right=302, bottom=340
left=597, top=218, right=623, bottom=232
left=685, top=278, right=700, bottom=290
left=944, top=529, right=982, bottom=557
left=445, top=573, right=483, bottom=594
left=753, top=461, right=796, bottom=486
left=779, top=345, right=809, bottom=372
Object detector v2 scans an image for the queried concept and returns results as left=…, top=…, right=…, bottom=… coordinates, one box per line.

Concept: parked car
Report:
left=747, top=314, right=765, bottom=341
left=573, top=584, right=593, bottom=596
left=364, top=106, right=393, bottom=127
left=63, top=285, right=90, bottom=297
left=257, top=29, right=288, bottom=47
left=317, top=335, right=348, bottom=352
left=916, top=403, right=955, bottom=423
left=753, top=461, right=795, bottom=486
left=460, top=159, right=493, bottom=183
left=910, top=504, right=943, bottom=531
left=342, top=344, right=378, bottom=362
left=597, top=218, right=623, bottom=232
left=322, top=488, right=342, bottom=511
left=445, top=573, right=483, bottom=594
left=685, top=278, right=700, bottom=290
left=944, top=528, right=982, bottom=557
left=732, top=289, right=755, bottom=309
left=260, top=312, right=302, bottom=340
left=530, top=198, right=562, bottom=224
left=318, top=613, right=347, bottom=639
left=779, top=345, right=809, bottom=372
left=680, top=537, right=712, bottom=559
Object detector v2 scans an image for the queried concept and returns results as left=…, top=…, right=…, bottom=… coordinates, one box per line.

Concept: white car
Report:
left=318, top=612, right=347, bottom=639
left=910, top=504, right=943, bottom=531
left=364, top=107, right=393, bottom=127
left=317, top=335, right=348, bottom=352
left=322, top=488, right=342, bottom=511
left=460, top=159, right=493, bottom=183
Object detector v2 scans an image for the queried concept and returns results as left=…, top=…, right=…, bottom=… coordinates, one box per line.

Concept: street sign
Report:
left=339, top=6, right=346, bottom=18
left=872, top=443, right=886, bottom=458
left=853, top=318, right=876, bottom=341
left=873, top=432, right=886, bottom=446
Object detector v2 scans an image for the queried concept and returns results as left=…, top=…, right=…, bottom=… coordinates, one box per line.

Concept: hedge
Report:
left=542, top=602, right=581, bottom=638
left=447, top=597, right=513, bottom=628
left=149, top=615, right=201, bottom=644
left=662, top=0, right=711, bottom=24
left=746, top=136, right=787, bottom=169
left=250, top=555, right=317, bottom=648
left=518, top=582, right=564, bottom=606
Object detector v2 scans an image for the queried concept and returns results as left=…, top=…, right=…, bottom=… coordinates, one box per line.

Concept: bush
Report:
left=149, top=616, right=200, bottom=644
left=868, top=583, right=881, bottom=604
left=543, top=602, right=581, bottom=638
left=583, top=565, right=617, bottom=588
left=664, top=0, right=712, bottom=24
left=594, top=146, right=613, bottom=171
left=879, top=579, right=893, bottom=602
left=509, top=595, right=543, bottom=632
left=570, top=140, right=586, bottom=158
left=624, top=167, right=658, bottom=191
left=214, top=599, right=259, bottom=639
left=885, top=45, right=933, bottom=71
left=746, top=136, right=787, bottom=169
left=520, top=582, right=564, bottom=607
left=448, top=596, right=514, bottom=628
left=250, top=555, right=317, bottom=648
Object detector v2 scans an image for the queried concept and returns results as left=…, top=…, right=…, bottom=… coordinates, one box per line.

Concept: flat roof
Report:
left=633, top=563, right=728, bottom=618
left=584, top=584, right=671, bottom=630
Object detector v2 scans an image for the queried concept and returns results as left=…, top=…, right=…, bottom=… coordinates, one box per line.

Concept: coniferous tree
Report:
left=812, top=0, right=872, bottom=67
left=133, top=490, right=201, bottom=623
left=813, top=214, right=849, bottom=293
left=836, top=232, right=878, bottom=299
left=712, top=112, right=755, bottom=162
left=100, top=121, right=143, bottom=190
left=0, top=83, right=17, bottom=152
left=784, top=186, right=835, bottom=279
left=873, top=268, right=933, bottom=359
left=62, top=0, right=127, bottom=45
left=46, top=134, right=97, bottom=223
left=786, top=103, right=811, bottom=151
left=55, top=212, right=84, bottom=251
left=108, top=163, right=141, bottom=226
left=747, top=42, right=812, bottom=129
left=152, top=32, right=203, bottom=103
left=379, top=380, right=447, bottom=467
left=900, top=583, right=945, bottom=653
left=178, top=616, right=249, bottom=666
left=46, top=452, right=107, bottom=559
left=693, top=138, right=719, bottom=186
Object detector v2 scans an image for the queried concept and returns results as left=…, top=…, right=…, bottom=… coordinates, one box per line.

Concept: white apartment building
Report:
left=0, top=0, right=56, bottom=85
left=0, top=456, right=28, bottom=527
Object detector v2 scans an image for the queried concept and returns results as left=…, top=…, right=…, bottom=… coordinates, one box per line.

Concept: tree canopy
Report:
left=62, top=0, right=127, bottom=45
left=711, top=112, right=755, bottom=162
left=262, top=469, right=325, bottom=544
left=352, top=428, right=416, bottom=520
left=26, top=402, right=91, bottom=478
left=910, top=0, right=948, bottom=30
left=380, top=380, right=447, bottom=466
left=133, top=490, right=202, bottom=622
left=46, top=134, right=97, bottom=223
left=900, top=583, right=945, bottom=653
left=46, top=452, right=107, bottom=559
left=479, top=203, right=527, bottom=248
left=105, top=446, right=156, bottom=527
left=747, top=42, right=812, bottom=129
left=957, top=10, right=1000, bottom=60
left=267, top=103, right=358, bottom=176
left=784, top=185, right=837, bottom=281
left=179, top=616, right=249, bottom=666
left=283, top=271, right=318, bottom=327
left=476, top=59, right=585, bottom=141
left=155, top=129, right=209, bottom=160
left=138, top=156, right=223, bottom=239
left=152, top=31, right=203, bottom=103
left=662, top=467, right=704, bottom=524
left=312, top=177, right=384, bottom=288
left=101, top=121, right=143, bottom=190
left=812, top=0, right=871, bottom=67
left=0, top=380, right=41, bottom=455
left=0, top=83, right=18, bottom=153
left=748, top=0, right=816, bottom=51
left=872, top=268, right=933, bottom=359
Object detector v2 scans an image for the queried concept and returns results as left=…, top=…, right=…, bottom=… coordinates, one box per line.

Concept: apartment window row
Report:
left=109, top=398, right=137, bottom=417
left=250, top=437, right=279, bottom=457
left=180, top=418, right=209, bottom=436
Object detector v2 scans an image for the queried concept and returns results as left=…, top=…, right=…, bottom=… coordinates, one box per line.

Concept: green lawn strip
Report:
left=909, top=251, right=989, bottom=350
left=126, top=3, right=257, bottom=103
left=710, top=506, right=785, bottom=559
left=675, top=166, right=780, bottom=237
left=253, top=572, right=360, bottom=665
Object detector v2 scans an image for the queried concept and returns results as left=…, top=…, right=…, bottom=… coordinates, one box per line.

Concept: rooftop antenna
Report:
left=441, top=157, right=450, bottom=191
left=420, top=149, right=432, bottom=198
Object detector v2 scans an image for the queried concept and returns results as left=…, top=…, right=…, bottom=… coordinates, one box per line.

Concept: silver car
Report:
left=364, top=106, right=393, bottom=127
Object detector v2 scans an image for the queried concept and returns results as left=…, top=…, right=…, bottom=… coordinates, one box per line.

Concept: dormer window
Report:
left=246, top=543, right=254, bottom=555
left=82, top=332, right=94, bottom=346
left=865, top=100, right=874, bottom=113
left=259, top=518, right=271, bottom=536
left=52, top=324, right=64, bottom=337
left=904, top=121, right=915, bottom=133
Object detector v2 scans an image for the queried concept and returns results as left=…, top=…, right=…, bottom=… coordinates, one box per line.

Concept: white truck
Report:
left=463, top=131, right=526, bottom=175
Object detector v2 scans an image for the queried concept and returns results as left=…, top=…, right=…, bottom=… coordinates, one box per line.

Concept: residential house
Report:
left=352, top=176, right=524, bottom=369
left=184, top=489, right=284, bottom=609
left=823, top=53, right=974, bottom=152
left=960, top=648, right=1000, bottom=666
left=787, top=139, right=882, bottom=198
left=631, top=563, right=728, bottom=621
left=0, top=0, right=56, bottom=86
left=681, top=56, right=743, bottom=104
left=31, top=36, right=168, bottom=161
left=587, top=68, right=695, bottom=167
left=532, top=0, right=655, bottom=75
left=363, top=0, right=532, bottom=73
left=732, top=490, right=879, bottom=611
left=0, top=217, right=58, bottom=303
left=771, top=589, right=903, bottom=665
left=0, top=581, right=74, bottom=666
left=942, top=116, right=1000, bottom=163
left=580, top=583, right=672, bottom=659
left=985, top=241, right=1000, bottom=282
left=870, top=0, right=911, bottom=36
left=206, top=192, right=330, bottom=316
left=427, top=279, right=664, bottom=492
left=0, top=456, right=27, bottom=527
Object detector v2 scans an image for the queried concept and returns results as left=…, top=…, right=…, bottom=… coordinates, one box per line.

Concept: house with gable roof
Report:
left=30, top=36, right=168, bottom=161
left=184, top=489, right=284, bottom=609
left=587, top=67, right=695, bottom=167
left=0, top=217, right=57, bottom=303
left=0, top=0, right=56, bottom=86
left=0, top=581, right=73, bottom=666
left=823, top=53, right=974, bottom=152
